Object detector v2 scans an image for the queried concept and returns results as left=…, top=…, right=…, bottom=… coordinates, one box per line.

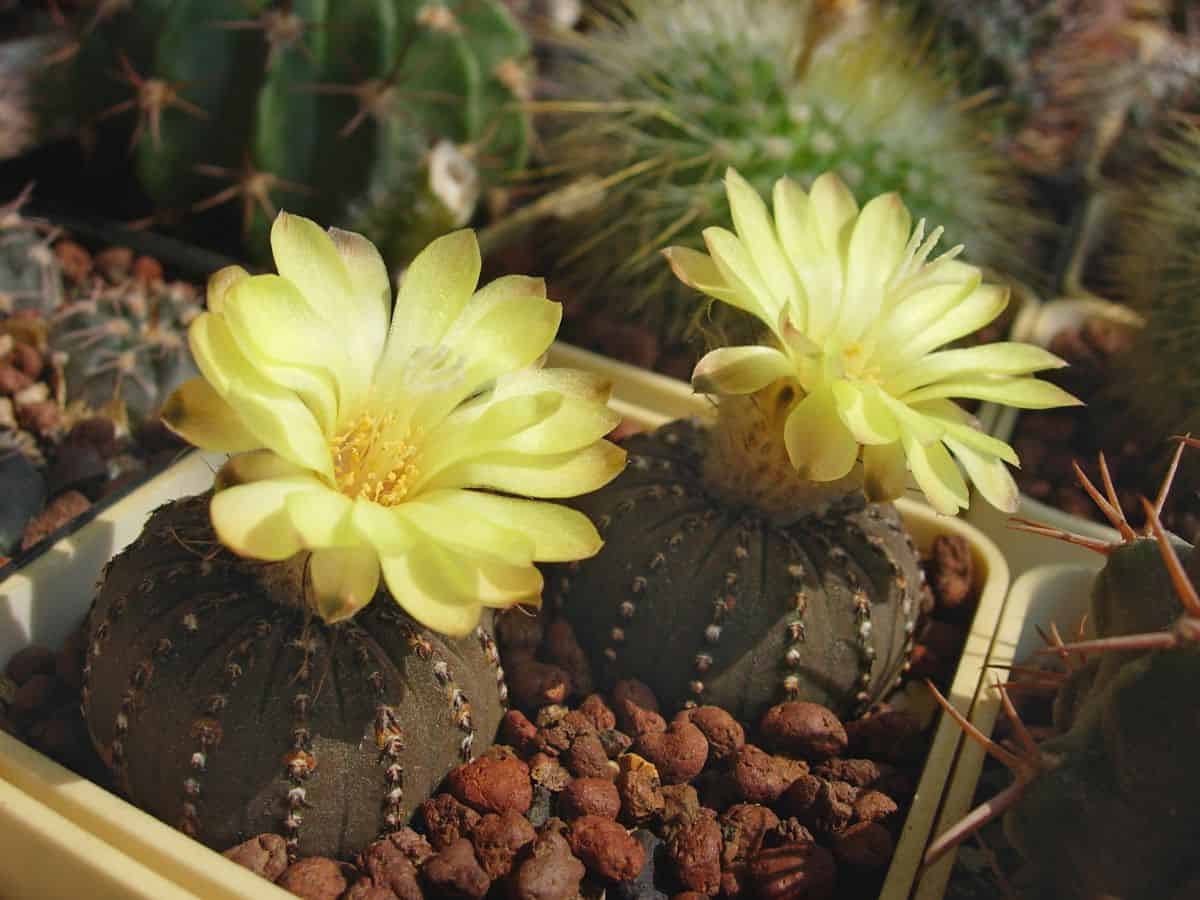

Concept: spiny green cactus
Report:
left=1107, top=124, right=1200, bottom=441
left=34, top=0, right=531, bottom=265
left=534, top=0, right=1037, bottom=348
left=927, top=451, right=1200, bottom=900
left=50, top=256, right=203, bottom=428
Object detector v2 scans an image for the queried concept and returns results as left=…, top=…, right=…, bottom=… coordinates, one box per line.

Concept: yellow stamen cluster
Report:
left=331, top=412, right=419, bottom=507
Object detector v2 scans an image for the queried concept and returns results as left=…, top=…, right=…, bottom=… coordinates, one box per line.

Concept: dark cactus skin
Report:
left=1000, top=537, right=1200, bottom=900
left=546, top=419, right=924, bottom=723
left=83, top=493, right=507, bottom=860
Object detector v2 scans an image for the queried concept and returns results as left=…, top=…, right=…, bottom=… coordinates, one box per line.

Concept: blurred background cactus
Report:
left=1104, top=123, right=1200, bottom=439
left=905, top=0, right=1200, bottom=181
left=0, top=0, right=532, bottom=267
left=516, top=0, right=1041, bottom=356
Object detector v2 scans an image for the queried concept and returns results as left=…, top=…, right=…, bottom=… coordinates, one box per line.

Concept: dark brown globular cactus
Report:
left=546, top=419, right=924, bottom=723
left=82, top=493, right=507, bottom=861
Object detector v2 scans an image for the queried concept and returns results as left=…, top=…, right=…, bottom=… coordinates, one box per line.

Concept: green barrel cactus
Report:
left=33, top=0, right=531, bottom=265
left=546, top=169, right=1075, bottom=722
left=926, top=450, right=1200, bottom=900
left=533, top=0, right=1038, bottom=349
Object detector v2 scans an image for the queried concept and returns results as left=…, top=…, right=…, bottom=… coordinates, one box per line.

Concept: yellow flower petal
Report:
left=808, top=172, right=859, bottom=253
left=412, top=293, right=564, bottom=428
left=269, top=212, right=355, bottom=327
left=215, top=450, right=309, bottom=489
left=285, top=489, right=358, bottom=548
left=416, top=391, right=564, bottom=487
left=944, top=436, right=1019, bottom=513
left=385, top=229, right=481, bottom=354
left=725, top=168, right=801, bottom=317
left=189, top=314, right=333, bottom=477
left=206, top=265, right=249, bottom=314
left=309, top=546, right=381, bottom=623
left=424, top=439, right=627, bottom=497
left=661, top=246, right=744, bottom=308
left=837, top=193, right=910, bottom=344
left=915, top=399, right=1019, bottom=465
left=425, top=490, right=603, bottom=562
left=210, top=477, right=325, bottom=561
left=702, top=226, right=779, bottom=328
left=354, top=501, right=418, bottom=555
left=396, top=494, right=537, bottom=567
left=831, top=380, right=900, bottom=445
left=783, top=387, right=859, bottom=482
left=379, top=547, right=484, bottom=636
left=862, top=441, right=908, bottom=503
left=221, top=275, right=349, bottom=429
left=902, top=376, right=1082, bottom=409
left=902, top=434, right=969, bottom=515
left=901, top=283, right=1009, bottom=360
left=886, top=343, right=1067, bottom=396
left=160, top=377, right=260, bottom=453
left=329, top=226, right=392, bottom=381
left=772, top=177, right=831, bottom=335
left=450, top=367, right=620, bottom=456
left=692, top=346, right=794, bottom=396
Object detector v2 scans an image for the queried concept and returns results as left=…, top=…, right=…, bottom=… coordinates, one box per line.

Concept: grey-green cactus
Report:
left=50, top=256, right=202, bottom=428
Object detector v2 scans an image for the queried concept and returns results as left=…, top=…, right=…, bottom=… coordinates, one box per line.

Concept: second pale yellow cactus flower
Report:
left=163, top=213, right=625, bottom=634
left=665, top=169, right=1079, bottom=515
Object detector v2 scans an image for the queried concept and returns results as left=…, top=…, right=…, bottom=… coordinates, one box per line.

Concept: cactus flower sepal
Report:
left=666, top=169, right=1080, bottom=515
left=163, top=213, right=625, bottom=633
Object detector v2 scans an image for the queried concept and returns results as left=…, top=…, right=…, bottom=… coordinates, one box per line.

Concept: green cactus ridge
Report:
left=40, top=0, right=531, bottom=265
left=537, top=0, right=1038, bottom=348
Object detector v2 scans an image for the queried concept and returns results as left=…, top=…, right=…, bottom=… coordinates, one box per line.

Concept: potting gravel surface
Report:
left=1, top=533, right=978, bottom=900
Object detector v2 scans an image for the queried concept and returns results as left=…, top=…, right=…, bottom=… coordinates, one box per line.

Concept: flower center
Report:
left=331, top=412, right=419, bottom=507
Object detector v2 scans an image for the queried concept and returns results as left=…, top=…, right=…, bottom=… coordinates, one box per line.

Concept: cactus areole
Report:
left=82, top=214, right=624, bottom=858
left=552, top=169, right=1077, bottom=722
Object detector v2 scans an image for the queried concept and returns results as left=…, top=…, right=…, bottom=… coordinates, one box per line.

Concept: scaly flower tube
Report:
left=665, top=169, right=1079, bottom=515
left=163, top=213, right=625, bottom=633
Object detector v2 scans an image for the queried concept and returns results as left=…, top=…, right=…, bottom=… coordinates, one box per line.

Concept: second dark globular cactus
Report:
left=546, top=416, right=926, bottom=722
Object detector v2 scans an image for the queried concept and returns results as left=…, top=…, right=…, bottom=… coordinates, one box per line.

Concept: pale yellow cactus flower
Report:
left=665, top=169, right=1079, bottom=515
left=163, top=213, right=625, bottom=633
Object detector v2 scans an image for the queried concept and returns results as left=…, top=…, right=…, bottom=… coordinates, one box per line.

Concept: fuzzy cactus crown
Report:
left=163, top=213, right=625, bottom=634
left=666, top=168, right=1080, bottom=515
